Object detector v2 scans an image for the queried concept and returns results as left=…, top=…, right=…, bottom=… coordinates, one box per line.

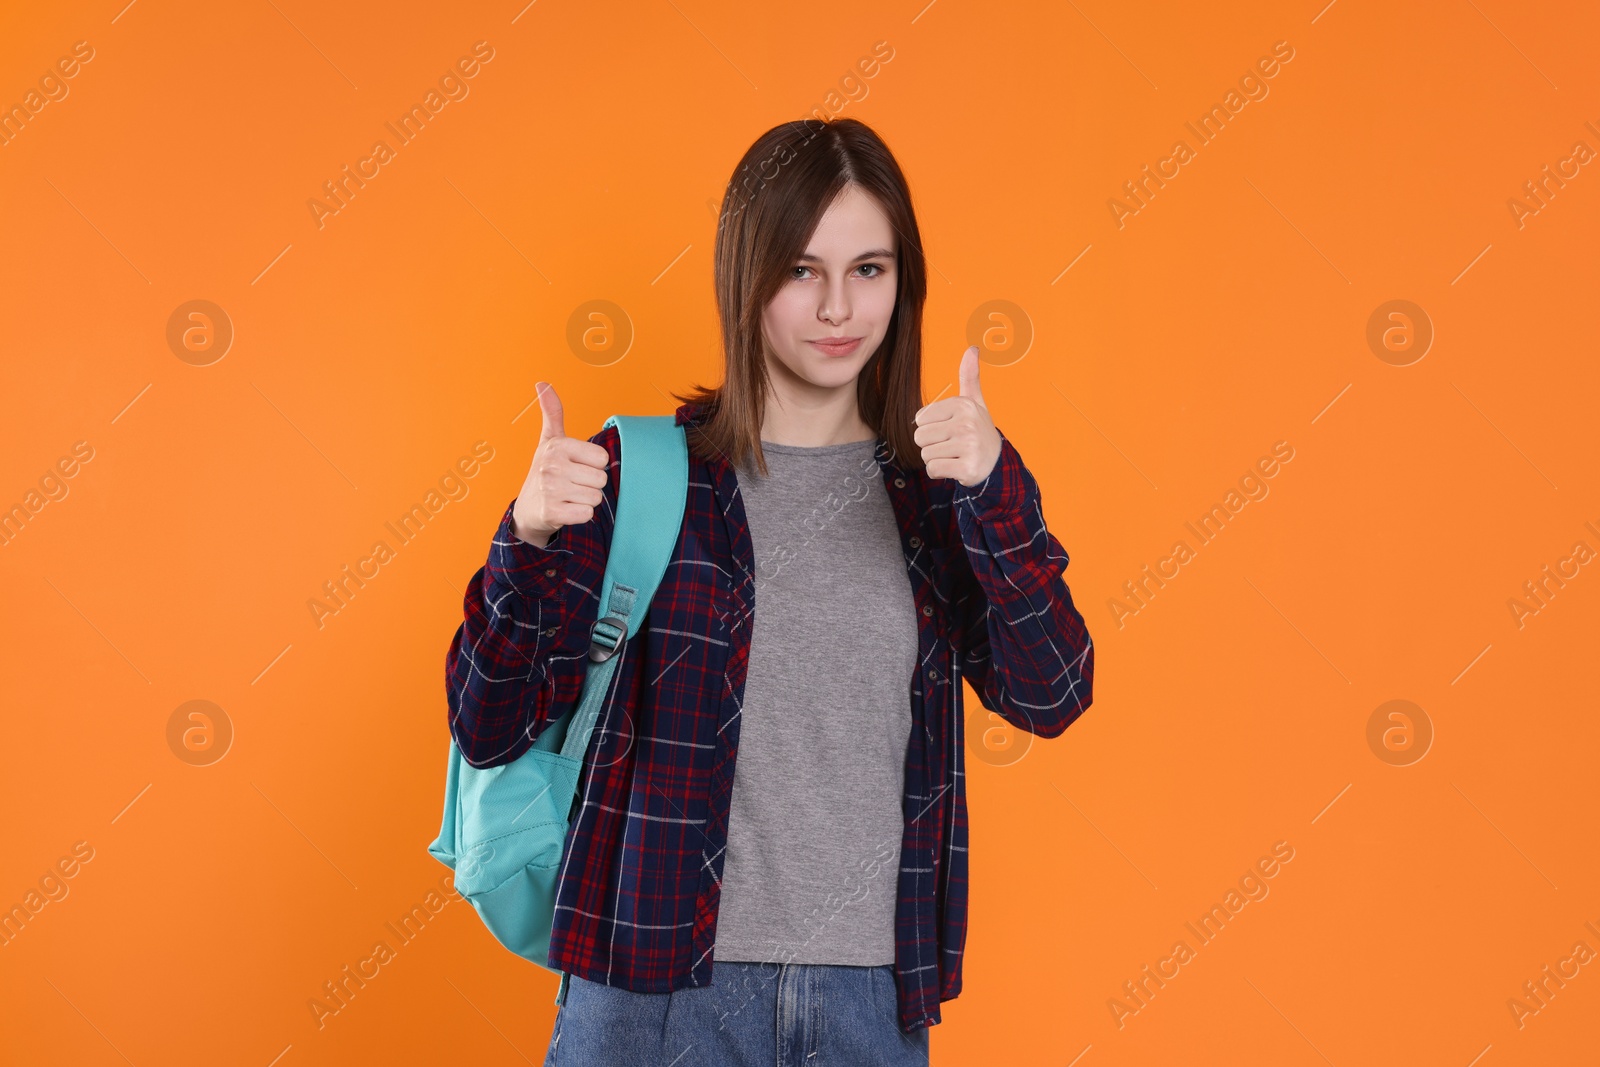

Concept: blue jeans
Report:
left=543, top=961, right=932, bottom=1066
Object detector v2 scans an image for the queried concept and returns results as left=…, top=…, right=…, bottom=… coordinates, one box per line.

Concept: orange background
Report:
left=3, top=1, right=1597, bottom=1063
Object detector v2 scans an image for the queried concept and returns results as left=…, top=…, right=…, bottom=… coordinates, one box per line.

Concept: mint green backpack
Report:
left=428, top=414, right=688, bottom=1003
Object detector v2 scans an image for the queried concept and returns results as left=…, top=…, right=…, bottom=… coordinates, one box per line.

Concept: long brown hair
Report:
left=672, top=117, right=929, bottom=477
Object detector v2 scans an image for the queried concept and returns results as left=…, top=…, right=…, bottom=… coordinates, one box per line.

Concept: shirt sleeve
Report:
left=945, top=429, right=1094, bottom=738
left=444, top=424, right=620, bottom=767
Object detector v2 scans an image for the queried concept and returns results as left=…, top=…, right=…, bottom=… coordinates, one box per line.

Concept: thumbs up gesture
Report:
left=511, top=381, right=611, bottom=548
left=914, top=346, right=1002, bottom=487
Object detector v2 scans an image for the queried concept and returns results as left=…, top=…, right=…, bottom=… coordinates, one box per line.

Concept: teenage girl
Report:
left=446, top=116, right=1095, bottom=1067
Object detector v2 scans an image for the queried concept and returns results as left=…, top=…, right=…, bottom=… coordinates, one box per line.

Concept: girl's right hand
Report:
left=511, top=381, right=610, bottom=548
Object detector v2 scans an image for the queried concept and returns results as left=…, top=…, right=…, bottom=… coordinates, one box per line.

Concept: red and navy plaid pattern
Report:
left=445, top=400, right=1094, bottom=1032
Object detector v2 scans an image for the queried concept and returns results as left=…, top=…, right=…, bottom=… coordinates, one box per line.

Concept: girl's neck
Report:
left=759, top=371, right=875, bottom=447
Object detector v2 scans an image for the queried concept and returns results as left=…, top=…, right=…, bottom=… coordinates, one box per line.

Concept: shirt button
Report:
left=922, top=604, right=934, bottom=617
left=894, top=477, right=906, bottom=488
left=927, top=669, right=938, bottom=680
left=545, top=568, right=557, bottom=577
left=909, top=535, right=922, bottom=548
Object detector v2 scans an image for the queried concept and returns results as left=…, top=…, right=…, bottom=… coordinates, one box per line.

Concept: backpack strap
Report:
left=557, top=414, right=688, bottom=763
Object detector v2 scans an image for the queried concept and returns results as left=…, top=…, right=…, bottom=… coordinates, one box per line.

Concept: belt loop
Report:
left=555, top=970, right=571, bottom=1006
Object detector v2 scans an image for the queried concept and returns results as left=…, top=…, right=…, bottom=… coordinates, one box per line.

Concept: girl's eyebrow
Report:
left=796, top=248, right=896, bottom=263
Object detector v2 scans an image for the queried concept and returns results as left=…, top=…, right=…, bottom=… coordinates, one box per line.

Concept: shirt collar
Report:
left=673, top=401, right=708, bottom=429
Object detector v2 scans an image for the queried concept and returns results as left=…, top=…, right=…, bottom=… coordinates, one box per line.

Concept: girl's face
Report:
left=761, top=183, right=898, bottom=395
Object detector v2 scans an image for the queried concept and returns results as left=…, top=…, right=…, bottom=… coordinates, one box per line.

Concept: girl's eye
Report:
left=791, top=263, right=888, bottom=279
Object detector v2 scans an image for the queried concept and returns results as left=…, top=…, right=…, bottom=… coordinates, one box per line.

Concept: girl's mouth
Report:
left=808, top=336, right=864, bottom=357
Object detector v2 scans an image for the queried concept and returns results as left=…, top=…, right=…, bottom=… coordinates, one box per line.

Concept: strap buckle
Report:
left=587, top=612, right=630, bottom=662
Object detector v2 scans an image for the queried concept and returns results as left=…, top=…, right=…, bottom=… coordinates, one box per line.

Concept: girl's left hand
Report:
left=914, top=346, right=1003, bottom=487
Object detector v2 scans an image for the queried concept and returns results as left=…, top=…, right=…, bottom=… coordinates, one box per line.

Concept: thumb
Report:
left=536, top=381, right=566, bottom=441
left=958, top=346, right=985, bottom=406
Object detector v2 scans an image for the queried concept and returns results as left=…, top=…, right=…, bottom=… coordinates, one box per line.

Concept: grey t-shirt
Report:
left=712, top=437, right=920, bottom=967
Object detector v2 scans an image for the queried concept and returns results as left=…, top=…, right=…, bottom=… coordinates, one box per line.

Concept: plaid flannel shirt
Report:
left=444, top=400, right=1094, bottom=1032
